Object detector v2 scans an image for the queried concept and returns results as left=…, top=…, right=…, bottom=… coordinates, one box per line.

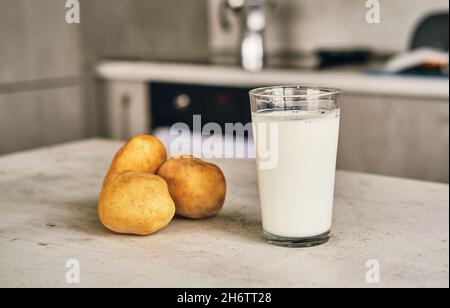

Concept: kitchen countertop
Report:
left=0, top=139, right=448, bottom=288
left=96, top=61, right=449, bottom=100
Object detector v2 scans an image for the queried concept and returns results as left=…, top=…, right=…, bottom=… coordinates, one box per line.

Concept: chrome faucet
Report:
left=220, top=0, right=271, bottom=72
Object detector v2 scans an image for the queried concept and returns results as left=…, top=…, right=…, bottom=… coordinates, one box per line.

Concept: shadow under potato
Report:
left=172, top=211, right=264, bottom=244
left=44, top=193, right=264, bottom=244
left=42, top=197, right=111, bottom=238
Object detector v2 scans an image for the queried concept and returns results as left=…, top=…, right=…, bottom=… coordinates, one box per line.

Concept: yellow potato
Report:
left=98, top=172, right=175, bottom=235
left=104, top=135, right=166, bottom=185
left=157, top=156, right=227, bottom=219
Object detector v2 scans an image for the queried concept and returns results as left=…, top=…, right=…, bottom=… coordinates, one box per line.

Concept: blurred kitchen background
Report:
left=0, top=0, right=448, bottom=182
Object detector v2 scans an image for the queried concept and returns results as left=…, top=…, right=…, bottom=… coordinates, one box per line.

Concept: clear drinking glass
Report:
left=249, top=86, right=342, bottom=247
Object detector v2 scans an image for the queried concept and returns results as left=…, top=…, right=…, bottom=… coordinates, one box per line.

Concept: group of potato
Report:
left=98, top=135, right=227, bottom=235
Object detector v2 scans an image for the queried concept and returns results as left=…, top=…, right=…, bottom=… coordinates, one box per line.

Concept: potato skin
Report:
left=157, top=156, right=227, bottom=219
left=104, top=135, right=166, bottom=185
left=98, top=172, right=175, bottom=235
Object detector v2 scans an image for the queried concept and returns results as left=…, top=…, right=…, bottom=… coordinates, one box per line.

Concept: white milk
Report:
left=252, top=109, right=340, bottom=238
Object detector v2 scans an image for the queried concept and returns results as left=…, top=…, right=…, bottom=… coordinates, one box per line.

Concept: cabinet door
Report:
left=0, top=87, right=87, bottom=155
left=0, top=0, right=82, bottom=83
left=338, top=94, right=449, bottom=183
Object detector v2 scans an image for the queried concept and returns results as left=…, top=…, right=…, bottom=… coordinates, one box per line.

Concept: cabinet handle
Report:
left=121, top=93, right=131, bottom=139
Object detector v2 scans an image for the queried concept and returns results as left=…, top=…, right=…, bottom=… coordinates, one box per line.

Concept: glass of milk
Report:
left=249, top=86, right=342, bottom=247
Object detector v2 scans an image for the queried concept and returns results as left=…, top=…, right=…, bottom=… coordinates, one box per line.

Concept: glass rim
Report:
left=249, top=85, right=343, bottom=99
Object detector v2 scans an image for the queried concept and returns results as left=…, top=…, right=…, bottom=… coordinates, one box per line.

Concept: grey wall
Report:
left=79, top=0, right=209, bottom=137
left=209, top=0, right=450, bottom=55
left=0, top=0, right=83, bottom=82
left=0, top=0, right=87, bottom=155
left=0, top=0, right=209, bottom=154
left=80, top=0, right=209, bottom=65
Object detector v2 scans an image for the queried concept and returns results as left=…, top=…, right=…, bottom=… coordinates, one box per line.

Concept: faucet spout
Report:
left=241, top=4, right=266, bottom=72
left=220, top=0, right=268, bottom=72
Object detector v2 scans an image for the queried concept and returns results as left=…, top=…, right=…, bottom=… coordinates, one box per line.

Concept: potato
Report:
left=104, top=135, right=166, bottom=185
left=98, top=172, right=175, bottom=235
left=157, top=156, right=226, bottom=219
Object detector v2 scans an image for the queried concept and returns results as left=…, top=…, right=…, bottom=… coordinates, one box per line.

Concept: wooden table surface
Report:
left=0, top=139, right=448, bottom=288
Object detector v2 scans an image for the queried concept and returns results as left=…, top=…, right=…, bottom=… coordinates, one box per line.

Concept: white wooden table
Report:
left=0, top=139, right=448, bottom=288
